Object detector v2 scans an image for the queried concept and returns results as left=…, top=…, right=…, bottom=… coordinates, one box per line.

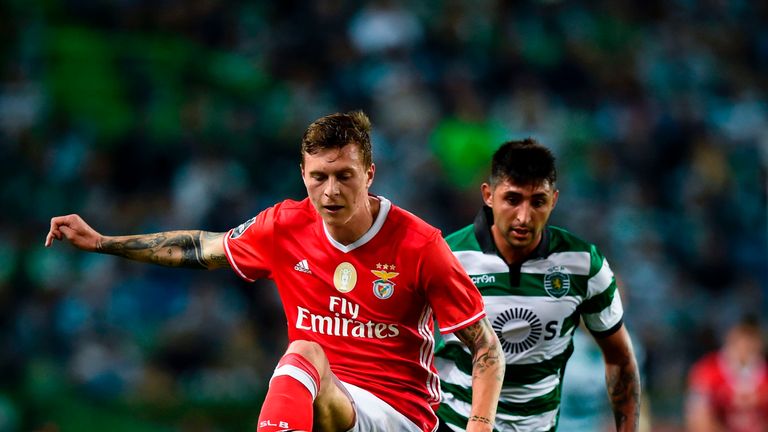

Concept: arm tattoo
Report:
left=99, top=230, right=224, bottom=269
left=455, top=318, right=503, bottom=379
left=607, top=362, right=641, bottom=429
left=201, top=231, right=229, bottom=267
left=469, top=415, right=492, bottom=424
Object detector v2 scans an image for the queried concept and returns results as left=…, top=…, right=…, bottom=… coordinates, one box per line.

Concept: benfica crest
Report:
left=371, top=264, right=399, bottom=300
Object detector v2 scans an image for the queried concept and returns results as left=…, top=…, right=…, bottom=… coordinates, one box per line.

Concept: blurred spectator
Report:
left=685, top=315, right=768, bottom=432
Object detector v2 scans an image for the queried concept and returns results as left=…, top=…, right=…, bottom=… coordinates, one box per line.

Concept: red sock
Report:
left=257, top=353, right=320, bottom=432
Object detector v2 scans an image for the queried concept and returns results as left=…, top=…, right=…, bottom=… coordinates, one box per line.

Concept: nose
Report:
left=515, top=201, right=532, bottom=224
left=324, top=177, right=340, bottom=196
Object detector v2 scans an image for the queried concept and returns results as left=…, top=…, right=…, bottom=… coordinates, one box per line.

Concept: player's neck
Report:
left=326, top=196, right=380, bottom=245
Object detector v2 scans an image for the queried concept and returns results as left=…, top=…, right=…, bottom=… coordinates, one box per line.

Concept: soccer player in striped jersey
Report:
left=435, top=139, right=640, bottom=432
left=45, top=111, right=504, bottom=432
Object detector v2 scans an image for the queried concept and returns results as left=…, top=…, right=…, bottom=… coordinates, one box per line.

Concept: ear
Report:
left=366, top=163, right=375, bottom=188
left=551, top=189, right=559, bottom=209
left=481, top=183, right=493, bottom=207
left=300, top=163, right=308, bottom=187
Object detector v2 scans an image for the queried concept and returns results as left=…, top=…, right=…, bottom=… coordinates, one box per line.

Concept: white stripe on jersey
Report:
left=499, top=374, right=561, bottom=404
left=439, top=310, right=486, bottom=333
left=434, top=352, right=472, bottom=386
left=453, top=250, right=507, bottom=274
left=587, top=258, right=614, bottom=297
left=444, top=393, right=560, bottom=432
left=437, top=353, right=562, bottom=404
left=483, top=295, right=578, bottom=363
left=223, top=230, right=256, bottom=282
left=454, top=250, right=593, bottom=277
left=521, top=251, right=591, bottom=275
left=418, top=305, right=440, bottom=404
left=583, top=289, right=624, bottom=333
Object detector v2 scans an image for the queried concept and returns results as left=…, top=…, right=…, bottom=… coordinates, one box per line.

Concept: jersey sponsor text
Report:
left=295, top=296, right=400, bottom=339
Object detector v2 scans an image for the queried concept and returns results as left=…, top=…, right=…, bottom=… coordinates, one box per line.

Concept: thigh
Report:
left=312, top=372, right=356, bottom=432
left=340, top=381, right=423, bottom=432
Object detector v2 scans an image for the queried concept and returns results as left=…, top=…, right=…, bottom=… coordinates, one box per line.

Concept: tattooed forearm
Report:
left=469, top=415, right=492, bottom=424
left=99, top=230, right=226, bottom=269
left=606, top=362, right=641, bottom=431
left=455, top=317, right=505, bottom=431
left=455, top=318, right=503, bottom=378
left=200, top=231, right=229, bottom=267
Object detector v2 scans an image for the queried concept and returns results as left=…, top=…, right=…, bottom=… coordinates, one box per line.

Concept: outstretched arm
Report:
left=45, top=214, right=229, bottom=269
left=595, top=324, right=642, bottom=432
left=453, top=317, right=505, bottom=432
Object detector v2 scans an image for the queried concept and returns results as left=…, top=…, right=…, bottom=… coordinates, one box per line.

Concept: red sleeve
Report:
left=420, top=233, right=486, bottom=334
left=687, top=355, right=716, bottom=397
left=222, top=205, right=278, bottom=282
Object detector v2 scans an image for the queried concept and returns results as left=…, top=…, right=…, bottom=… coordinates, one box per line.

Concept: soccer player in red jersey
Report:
left=45, top=111, right=504, bottom=432
left=685, top=316, right=768, bottom=432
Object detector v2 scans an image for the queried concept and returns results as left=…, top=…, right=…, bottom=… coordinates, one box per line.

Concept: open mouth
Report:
left=511, top=227, right=530, bottom=237
left=324, top=205, right=343, bottom=212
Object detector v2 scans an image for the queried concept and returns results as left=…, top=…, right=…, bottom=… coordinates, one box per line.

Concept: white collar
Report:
left=323, top=196, right=391, bottom=253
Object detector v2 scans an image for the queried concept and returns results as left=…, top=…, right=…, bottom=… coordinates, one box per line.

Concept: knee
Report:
left=285, top=340, right=328, bottom=374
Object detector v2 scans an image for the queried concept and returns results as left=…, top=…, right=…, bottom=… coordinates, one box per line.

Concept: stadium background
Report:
left=1, top=0, right=766, bottom=430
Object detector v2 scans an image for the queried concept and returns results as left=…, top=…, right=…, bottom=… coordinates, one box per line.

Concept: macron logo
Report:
left=294, top=259, right=311, bottom=274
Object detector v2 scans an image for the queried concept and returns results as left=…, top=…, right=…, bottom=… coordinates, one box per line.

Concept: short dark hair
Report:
left=489, top=138, right=557, bottom=188
left=733, top=314, right=762, bottom=336
left=301, top=110, right=373, bottom=168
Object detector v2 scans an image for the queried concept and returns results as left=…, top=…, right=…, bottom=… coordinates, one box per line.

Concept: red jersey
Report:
left=223, top=196, right=485, bottom=431
left=687, top=352, right=768, bottom=432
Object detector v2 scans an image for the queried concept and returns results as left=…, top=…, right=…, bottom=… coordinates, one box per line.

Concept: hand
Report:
left=45, top=214, right=103, bottom=251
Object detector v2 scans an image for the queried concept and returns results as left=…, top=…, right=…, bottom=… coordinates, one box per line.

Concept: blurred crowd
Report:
left=1, top=0, right=766, bottom=430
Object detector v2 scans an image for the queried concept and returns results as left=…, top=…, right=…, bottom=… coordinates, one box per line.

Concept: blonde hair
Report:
left=301, top=110, right=372, bottom=167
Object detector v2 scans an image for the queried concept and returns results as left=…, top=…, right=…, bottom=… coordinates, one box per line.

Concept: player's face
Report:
left=726, top=327, right=764, bottom=365
left=301, top=143, right=375, bottom=228
left=482, top=178, right=558, bottom=256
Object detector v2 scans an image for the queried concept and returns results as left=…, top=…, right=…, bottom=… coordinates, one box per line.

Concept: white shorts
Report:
left=340, top=381, right=424, bottom=432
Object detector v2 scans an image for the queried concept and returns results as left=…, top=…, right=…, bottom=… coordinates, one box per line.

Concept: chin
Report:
left=507, top=238, right=532, bottom=249
left=322, top=214, right=347, bottom=226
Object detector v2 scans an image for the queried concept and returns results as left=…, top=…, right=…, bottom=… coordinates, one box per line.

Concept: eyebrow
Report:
left=502, top=191, right=549, bottom=198
left=309, top=167, right=355, bottom=176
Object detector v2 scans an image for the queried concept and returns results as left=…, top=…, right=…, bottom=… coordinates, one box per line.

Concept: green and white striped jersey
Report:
left=435, top=207, right=623, bottom=432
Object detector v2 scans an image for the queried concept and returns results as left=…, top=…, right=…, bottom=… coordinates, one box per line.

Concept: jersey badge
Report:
left=544, top=265, right=571, bottom=298
left=333, top=262, right=357, bottom=293
left=230, top=217, right=256, bottom=239
left=371, top=263, right=399, bottom=299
